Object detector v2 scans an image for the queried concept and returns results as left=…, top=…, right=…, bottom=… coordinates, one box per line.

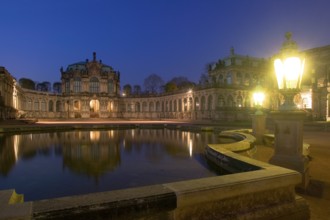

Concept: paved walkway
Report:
left=241, top=130, right=330, bottom=220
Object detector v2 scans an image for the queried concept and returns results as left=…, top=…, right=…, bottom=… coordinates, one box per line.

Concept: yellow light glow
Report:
left=274, top=57, right=305, bottom=89
left=253, top=92, right=265, bottom=106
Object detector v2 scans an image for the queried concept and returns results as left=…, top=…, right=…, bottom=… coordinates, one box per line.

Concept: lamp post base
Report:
left=269, top=110, right=310, bottom=189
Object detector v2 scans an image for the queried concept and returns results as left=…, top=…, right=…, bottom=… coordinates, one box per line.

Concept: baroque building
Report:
left=1, top=42, right=330, bottom=121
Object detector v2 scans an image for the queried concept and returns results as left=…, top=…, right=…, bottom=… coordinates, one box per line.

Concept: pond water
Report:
left=0, top=128, right=235, bottom=201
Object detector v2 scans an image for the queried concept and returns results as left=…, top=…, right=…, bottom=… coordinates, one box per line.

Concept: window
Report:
left=73, top=78, right=81, bottom=93
left=90, top=77, right=99, bottom=93
left=65, top=80, right=70, bottom=94
left=226, top=72, right=232, bottom=85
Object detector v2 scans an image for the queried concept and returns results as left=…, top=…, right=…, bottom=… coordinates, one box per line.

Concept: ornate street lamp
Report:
left=270, top=33, right=309, bottom=189
left=253, top=85, right=265, bottom=115
left=273, top=32, right=305, bottom=110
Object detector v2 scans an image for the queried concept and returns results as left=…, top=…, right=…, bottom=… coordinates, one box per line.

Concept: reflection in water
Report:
left=0, top=129, right=230, bottom=201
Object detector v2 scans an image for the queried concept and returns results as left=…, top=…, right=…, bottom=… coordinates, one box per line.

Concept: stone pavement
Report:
left=242, top=130, right=330, bottom=220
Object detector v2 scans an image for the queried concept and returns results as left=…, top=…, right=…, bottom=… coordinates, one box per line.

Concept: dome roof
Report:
left=65, top=52, right=114, bottom=72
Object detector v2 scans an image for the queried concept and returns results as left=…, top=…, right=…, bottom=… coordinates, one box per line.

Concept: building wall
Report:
left=1, top=46, right=330, bottom=121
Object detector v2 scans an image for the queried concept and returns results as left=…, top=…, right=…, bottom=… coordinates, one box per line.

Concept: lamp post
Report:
left=252, top=85, right=266, bottom=144
left=269, top=32, right=309, bottom=189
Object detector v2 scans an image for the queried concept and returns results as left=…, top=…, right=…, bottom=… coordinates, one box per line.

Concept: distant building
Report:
left=1, top=44, right=330, bottom=121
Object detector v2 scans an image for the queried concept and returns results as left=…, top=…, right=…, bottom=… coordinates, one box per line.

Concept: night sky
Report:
left=1, top=0, right=329, bottom=88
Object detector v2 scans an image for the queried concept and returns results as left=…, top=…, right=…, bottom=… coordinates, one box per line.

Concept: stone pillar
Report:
left=269, top=111, right=310, bottom=189
left=252, top=113, right=266, bottom=144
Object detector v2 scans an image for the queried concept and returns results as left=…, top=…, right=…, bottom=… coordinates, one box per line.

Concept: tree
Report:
left=19, top=78, right=35, bottom=90
left=123, top=84, right=132, bottom=96
left=167, top=76, right=195, bottom=90
left=36, top=81, right=51, bottom=92
left=133, top=85, right=142, bottom=95
left=144, top=74, right=164, bottom=94
left=53, top=82, right=62, bottom=94
left=164, top=82, right=178, bottom=93
left=199, top=73, right=209, bottom=87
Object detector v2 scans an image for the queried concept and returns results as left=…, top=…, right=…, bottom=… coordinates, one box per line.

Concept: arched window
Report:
left=89, top=77, right=99, bottom=93
left=73, top=77, right=81, bottom=93
left=169, top=100, right=172, bottom=112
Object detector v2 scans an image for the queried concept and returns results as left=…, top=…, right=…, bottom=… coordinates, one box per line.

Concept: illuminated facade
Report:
left=0, top=45, right=329, bottom=121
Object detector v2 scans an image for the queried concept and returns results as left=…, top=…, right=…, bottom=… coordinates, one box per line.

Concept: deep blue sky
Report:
left=1, top=0, right=329, bottom=87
